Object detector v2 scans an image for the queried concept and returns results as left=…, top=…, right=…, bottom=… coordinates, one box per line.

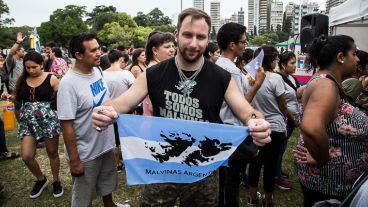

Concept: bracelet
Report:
left=15, top=41, right=22, bottom=44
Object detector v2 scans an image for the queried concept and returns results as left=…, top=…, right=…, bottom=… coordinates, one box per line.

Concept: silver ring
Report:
left=95, top=126, right=102, bottom=132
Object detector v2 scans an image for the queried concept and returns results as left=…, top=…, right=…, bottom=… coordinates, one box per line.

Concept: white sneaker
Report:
left=116, top=203, right=131, bottom=207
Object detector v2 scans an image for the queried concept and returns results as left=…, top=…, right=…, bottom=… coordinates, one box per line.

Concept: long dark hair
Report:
left=129, top=48, right=145, bottom=70
left=15, top=51, right=44, bottom=101
left=309, top=35, right=355, bottom=70
left=254, top=45, right=278, bottom=71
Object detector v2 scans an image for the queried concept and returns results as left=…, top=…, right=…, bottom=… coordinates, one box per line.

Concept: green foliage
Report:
left=97, top=22, right=134, bottom=48
left=134, top=26, right=154, bottom=47
left=152, top=25, right=176, bottom=33
left=86, top=5, right=118, bottom=33
left=38, top=5, right=88, bottom=47
left=0, top=0, right=13, bottom=27
left=249, top=32, right=279, bottom=46
left=133, top=8, right=172, bottom=27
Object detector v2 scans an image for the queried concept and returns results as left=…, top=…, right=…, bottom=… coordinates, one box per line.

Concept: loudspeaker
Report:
left=300, top=13, right=329, bottom=53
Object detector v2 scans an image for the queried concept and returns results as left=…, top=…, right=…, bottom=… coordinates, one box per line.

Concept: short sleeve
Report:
left=274, top=74, right=286, bottom=97
left=57, top=78, right=78, bottom=120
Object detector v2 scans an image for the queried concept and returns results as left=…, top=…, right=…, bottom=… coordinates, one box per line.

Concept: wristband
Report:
left=15, top=41, right=22, bottom=44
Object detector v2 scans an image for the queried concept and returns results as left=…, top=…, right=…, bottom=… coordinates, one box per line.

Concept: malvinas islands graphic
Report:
left=144, top=131, right=232, bottom=166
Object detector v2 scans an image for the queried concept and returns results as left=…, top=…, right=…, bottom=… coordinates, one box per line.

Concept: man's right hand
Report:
left=70, top=159, right=84, bottom=177
left=92, top=105, right=118, bottom=131
left=16, top=32, right=26, bottom=43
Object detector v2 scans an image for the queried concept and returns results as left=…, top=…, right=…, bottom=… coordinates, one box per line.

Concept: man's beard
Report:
left=178, top=46, right=203, bottom=63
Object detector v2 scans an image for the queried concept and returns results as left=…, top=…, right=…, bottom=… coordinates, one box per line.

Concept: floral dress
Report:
left=18, top=74, right=60, bottom=140
left=295, top=74, right=368, bottom=197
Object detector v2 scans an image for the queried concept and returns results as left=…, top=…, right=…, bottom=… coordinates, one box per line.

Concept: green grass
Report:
left=0, top=126, right=303, bottom=207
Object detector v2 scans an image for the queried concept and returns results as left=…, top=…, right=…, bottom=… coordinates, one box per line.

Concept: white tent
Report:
left=329, top=0, right=368, bottom=51
left=329, top=0, right=368, bottom=26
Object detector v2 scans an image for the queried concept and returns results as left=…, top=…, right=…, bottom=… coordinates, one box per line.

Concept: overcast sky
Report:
left=4, top=0, right=326, bottom=27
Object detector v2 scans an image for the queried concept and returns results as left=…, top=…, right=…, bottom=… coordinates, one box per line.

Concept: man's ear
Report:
left=174, top=29, right=179, bottom=43
left=74, top=52, right=83, bottom=60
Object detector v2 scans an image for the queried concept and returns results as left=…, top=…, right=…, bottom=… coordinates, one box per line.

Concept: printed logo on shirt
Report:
left=90, top=78, right=107, bottom=107
left=159, top=90, right=207, bottom=122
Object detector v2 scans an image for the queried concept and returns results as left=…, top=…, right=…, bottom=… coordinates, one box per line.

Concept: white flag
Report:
left=244, top=49, right=264, bottom=80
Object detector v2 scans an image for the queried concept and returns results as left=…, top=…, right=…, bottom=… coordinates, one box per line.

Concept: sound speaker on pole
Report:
left=300, top=13, right=329, bottom=53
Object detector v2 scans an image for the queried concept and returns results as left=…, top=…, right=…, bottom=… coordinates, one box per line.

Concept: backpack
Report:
left=2, top=59, right=16, bottom=80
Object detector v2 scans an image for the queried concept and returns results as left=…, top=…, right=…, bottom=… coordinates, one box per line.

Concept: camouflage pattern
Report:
left=140, top=170, right=219, bottom=207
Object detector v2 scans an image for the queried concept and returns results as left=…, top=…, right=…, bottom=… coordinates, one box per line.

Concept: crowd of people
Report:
left=0, top=7, right=367, bottom=207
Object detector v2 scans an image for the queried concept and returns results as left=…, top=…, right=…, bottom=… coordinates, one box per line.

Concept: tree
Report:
left=249, top=32, right=279, bottom=46
left=210, top=26, right=217, bottom=41
left=0, top=0, right=15, bottom=48
left=133, top=26, right=154, bottom=47
left=133, top=12, right=149, bottom=27
left=134, top=8, right=172, bottom=27
left=86, top=5, right=116, bottom=24
left=152, top=25, right=176, bottom=33
left=276, top=24, right=282, bottom=32
left=86, top=5, right=118, bottom=33
left=38, top=5, right=88, bottom=47
left=253, top=26, right=257, bottom=36
left=97, top=21, right=145, bottom=48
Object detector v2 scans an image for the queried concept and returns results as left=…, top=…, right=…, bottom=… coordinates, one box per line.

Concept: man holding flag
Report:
left=92, top=8, right=271, bottom=207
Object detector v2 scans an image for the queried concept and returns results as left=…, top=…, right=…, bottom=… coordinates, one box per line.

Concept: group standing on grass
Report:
left=0, top=7, right=367, bottom=207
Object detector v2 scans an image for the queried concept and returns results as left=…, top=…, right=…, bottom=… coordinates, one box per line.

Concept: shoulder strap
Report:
left=9, top=59, right=16, bottom=76
left=276, top=72, right=297, bottom=91
left=97, top=66, right=103, bottom=77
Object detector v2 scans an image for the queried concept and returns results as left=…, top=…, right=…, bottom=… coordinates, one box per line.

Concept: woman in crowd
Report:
left=293, top=35, right=368, bottom=207
left=274, top=51, right=300, bottom=190
left=203, top=42, right=220, bottom=64
left=143, top=31, right=175, bottom=116
left=14, top=51, right=62, bottom=199
left=355, top=50, right=368, bottom=111
left=129, top=48, right=147, bottom=78
left=49, top=47, right=69, bottom=78
left=246, top=45, right=287, bottom=207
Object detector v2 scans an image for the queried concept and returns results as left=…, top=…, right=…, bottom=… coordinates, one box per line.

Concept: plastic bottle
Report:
left=3, top=99, right=15, bottom=131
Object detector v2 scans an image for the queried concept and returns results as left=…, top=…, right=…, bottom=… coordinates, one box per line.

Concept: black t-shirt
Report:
left=147, top=57, right=231, bottom=124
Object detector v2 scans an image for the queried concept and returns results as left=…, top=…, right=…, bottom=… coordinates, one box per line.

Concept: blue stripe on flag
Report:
left=117, top=114, right=249, bottom=185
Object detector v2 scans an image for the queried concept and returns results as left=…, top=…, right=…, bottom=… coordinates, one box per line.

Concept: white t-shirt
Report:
left=216, top=57, right=247, bottom=126
left=103, top=70, right=135, bottom=99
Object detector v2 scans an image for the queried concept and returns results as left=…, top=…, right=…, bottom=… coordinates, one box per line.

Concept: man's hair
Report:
left=46, top=42, right=56, bottom=48
left=108, top=49, right=129, bottom=63
left=177, top=8, right=211, bottom=33
left=217, top=23, right=246, bottom=51
left=69, top=33, right=97, bottom=59
left=101, top=46, right=108, bottom=53
left=116, top=45, right=125, bottom=52
left=51, top=47, right=63, bottom=58
left=203, top=42, right=219, bottom=58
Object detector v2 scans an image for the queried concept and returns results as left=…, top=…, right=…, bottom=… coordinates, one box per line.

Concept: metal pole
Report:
left=181, top=0, right=183, bottom=11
